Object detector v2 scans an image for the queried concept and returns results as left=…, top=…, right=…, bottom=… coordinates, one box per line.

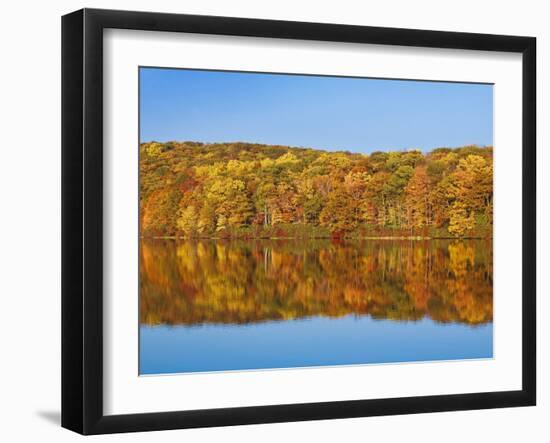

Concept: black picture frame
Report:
left=62, top=8, right=536, bottom=435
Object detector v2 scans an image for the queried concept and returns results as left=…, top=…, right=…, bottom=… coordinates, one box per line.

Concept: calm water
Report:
left=140, top=238, right=493, bottom=374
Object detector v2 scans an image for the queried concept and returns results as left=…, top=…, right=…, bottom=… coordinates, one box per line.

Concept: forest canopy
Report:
left=140, top=141, right=493, bottom=239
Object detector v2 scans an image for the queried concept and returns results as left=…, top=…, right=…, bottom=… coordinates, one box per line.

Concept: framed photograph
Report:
left=62, top=8, right=536, bottom=435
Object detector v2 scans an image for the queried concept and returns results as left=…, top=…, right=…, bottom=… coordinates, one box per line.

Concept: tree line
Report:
left=140, top=141, right=493, bottom=238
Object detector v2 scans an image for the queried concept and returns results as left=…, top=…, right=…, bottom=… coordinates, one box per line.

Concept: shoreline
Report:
left=141, top=235, right=490, bottom=241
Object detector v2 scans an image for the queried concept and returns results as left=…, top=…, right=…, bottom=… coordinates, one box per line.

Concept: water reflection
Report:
left=140, top=239, right=492, bottom=327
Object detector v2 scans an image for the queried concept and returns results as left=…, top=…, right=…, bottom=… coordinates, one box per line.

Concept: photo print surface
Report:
left=138, top=67, right=493, bottom=375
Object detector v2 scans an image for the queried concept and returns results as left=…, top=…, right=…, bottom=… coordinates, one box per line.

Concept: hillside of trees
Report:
left=140, top=141, right=493, bottom=239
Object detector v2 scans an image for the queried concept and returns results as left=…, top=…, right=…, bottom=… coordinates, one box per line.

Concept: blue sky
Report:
left=139, top=67, right=493, bottom=153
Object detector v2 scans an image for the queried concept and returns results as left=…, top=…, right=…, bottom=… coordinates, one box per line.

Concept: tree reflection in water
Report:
left=140, top=239, right=492, bottom=327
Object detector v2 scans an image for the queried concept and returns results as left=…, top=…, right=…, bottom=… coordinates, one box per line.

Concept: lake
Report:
left=139, top=238, right=493, bottom=375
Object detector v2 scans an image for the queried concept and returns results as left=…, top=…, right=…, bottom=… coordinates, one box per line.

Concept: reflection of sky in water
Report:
left=140, top=315, right=492, bottom=375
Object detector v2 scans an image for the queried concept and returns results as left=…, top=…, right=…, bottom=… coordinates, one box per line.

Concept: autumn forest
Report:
left=140, top=141, right=493, bottom=239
